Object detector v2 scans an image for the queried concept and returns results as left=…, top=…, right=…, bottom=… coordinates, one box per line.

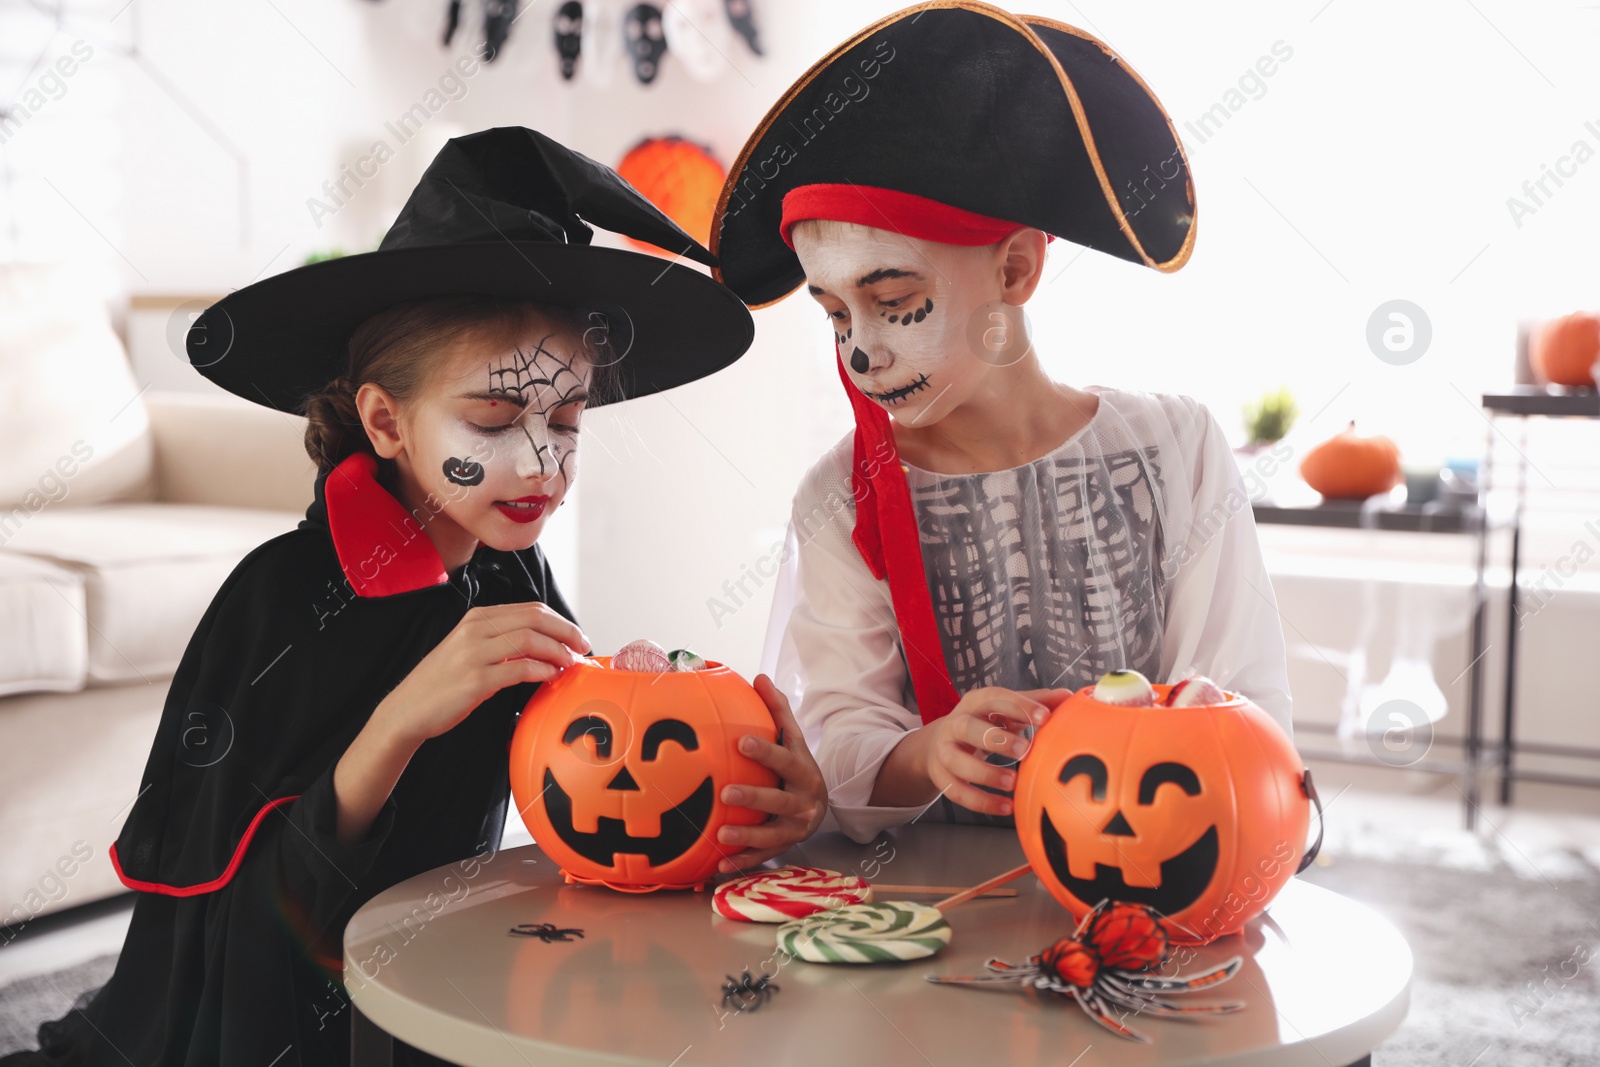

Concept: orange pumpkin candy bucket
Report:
left=1013, top=675, right=1322, bottom=944
left=509, top=654, right=778, bottom=892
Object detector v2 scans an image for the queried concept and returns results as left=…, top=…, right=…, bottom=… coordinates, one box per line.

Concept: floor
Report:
left=2, top=759, right=1596, bottom=989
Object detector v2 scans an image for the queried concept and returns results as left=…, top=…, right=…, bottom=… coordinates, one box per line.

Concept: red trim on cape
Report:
left=780, top=183, right=1056, bottom=249
left=837, top=355, right=960, bottom=724
left=325, top=451, right=451, bottom=598
left=108, top=794, right=301, bottom=897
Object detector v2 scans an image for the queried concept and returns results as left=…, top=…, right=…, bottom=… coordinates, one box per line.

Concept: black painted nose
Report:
left=850, top=347, right=870, bottom=374
left=607, top=765, right=640, bottom=791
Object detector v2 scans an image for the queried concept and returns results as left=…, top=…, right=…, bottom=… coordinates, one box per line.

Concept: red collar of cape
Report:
left=321, top=450, right=455, bottom=598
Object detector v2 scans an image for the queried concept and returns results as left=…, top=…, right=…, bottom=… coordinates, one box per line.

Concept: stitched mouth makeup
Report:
left=865, top=373, right=931, bottom=405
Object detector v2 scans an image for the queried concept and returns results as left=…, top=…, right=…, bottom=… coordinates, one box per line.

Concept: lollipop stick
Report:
left=870, top=884, right=1018, bottom=898
left=932, top=862, right=1033, bottom=912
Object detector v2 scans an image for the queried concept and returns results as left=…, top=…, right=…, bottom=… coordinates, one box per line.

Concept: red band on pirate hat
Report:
left=779, top=183, right=1055, bottom=250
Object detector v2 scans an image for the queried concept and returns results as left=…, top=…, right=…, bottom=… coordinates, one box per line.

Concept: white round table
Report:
left=344, top=824, right=1410, bottom=1067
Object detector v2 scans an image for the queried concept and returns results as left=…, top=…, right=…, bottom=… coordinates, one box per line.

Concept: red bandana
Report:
left=782, top=183, right=1053, bottom=724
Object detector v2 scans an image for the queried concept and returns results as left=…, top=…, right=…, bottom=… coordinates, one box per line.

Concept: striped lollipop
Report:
left=712, top=865, right=873, bottom=923
left=773, top=862, right=1032, bottom=965
left=776, top=901, right=952, bottom=963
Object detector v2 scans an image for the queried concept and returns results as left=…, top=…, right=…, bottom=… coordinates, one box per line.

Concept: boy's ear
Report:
left=356, top=382, right=405, bottom=459
left=999, top=227, right=1050, bottom=307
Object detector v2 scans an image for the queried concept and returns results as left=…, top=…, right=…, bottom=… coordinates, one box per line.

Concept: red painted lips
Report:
left=494, top=496, right=549, bottom=523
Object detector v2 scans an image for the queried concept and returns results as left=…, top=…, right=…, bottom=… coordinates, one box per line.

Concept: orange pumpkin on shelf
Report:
left=1299, top=421, right=1402, bottom=500
left=1531, top=311, right=1600, bottom=387
left=1013, top=676, right=1316, bottom=944
left=508, top=656, right=777, bottom=892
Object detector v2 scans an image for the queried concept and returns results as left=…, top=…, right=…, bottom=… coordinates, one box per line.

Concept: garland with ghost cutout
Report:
left=431, top=0, right=763, bottom=83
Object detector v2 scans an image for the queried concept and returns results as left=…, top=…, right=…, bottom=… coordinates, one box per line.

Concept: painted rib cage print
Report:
left=907, top=444, right=1169, bottom=827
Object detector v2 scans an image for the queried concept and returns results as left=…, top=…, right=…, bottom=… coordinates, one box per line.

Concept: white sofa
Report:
left=0, top=264, right=313, bottom=931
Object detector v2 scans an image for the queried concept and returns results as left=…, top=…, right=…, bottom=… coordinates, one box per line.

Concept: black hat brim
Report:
left=711, top=1, right=1197, bottom=308
left=186, top=241, right=755, bottom=413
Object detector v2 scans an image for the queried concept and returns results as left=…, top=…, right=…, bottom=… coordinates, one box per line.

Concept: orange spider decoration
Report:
left=926, top=899, right=1245, bottom=1042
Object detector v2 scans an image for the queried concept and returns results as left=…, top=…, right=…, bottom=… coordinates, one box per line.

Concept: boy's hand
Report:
left=715, top=675, right=828, bottom=874
left=923, top=687, right=1070, bottom=817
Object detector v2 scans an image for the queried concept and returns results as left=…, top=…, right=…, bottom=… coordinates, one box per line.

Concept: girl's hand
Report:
left=335, top=602, right=589, bottom=846
left=714, top=675, right=828, bottom=874
left=377, top=601, right=591, bottom=747
left=922, top=687, right=1070, bottom=817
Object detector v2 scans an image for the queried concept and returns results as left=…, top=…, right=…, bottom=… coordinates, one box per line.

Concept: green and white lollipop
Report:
left=776, top=901, right=951, bottom=963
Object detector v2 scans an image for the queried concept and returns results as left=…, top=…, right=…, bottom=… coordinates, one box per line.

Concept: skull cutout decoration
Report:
left=624, top=3, right=667, bottom=84
left=552, top=0, right=583, bottom=80
left=509, top=655, right=778, bottom=891
left=1013, top=672, right=1316, bottom=944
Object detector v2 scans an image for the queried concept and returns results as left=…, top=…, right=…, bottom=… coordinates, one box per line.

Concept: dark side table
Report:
left=1478, top=387, right=1600, bottom=805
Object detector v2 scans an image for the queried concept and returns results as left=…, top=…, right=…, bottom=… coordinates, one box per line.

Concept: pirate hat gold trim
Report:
left=710, top=1, right=1197, bottom=309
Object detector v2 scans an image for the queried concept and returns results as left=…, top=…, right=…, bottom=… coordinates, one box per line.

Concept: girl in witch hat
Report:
left=713, top=3, right=1295, bottom=844
left=3, top=127, right=829, bottom=1067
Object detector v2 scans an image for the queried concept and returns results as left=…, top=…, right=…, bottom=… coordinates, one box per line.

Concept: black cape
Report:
left=4, top=452, right=575, bottom=1066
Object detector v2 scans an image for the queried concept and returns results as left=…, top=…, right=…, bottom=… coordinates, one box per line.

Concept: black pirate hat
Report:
left=188, top=126, right=755, bottom=412
left=711, top=1, right=1196, bottom=307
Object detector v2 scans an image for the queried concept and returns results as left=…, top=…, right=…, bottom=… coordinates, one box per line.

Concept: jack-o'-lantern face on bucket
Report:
left=1014, top=683, right=1311, bottom=943
left=510, top=657, right=778, bottom=890
left=1040, top=752, right=1218, bottom=920
left=541, top=699, right=716, bottom=868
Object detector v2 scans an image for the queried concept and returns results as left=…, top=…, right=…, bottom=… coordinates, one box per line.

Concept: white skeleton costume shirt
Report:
left=760, top=386, right=1294, bottom=844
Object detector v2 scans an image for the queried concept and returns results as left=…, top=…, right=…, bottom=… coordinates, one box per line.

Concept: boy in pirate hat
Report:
left=713, top=3, right=1294, bottom=843
left=5, top=128, right=829, bottom=1067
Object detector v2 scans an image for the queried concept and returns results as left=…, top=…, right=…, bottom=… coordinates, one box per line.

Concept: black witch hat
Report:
left=711, top=1, right=1197, bottom=308
left=187, top=126, right=755, bottom=412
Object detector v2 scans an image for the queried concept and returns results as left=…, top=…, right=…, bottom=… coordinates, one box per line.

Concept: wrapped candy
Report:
left=611, top=639, right=671, bottom=672
left=1164, top=673, right=1228, bottom=708
left=668, top=648, right=708, bottom=671
left=1091, top=668, right=1156, bottom=707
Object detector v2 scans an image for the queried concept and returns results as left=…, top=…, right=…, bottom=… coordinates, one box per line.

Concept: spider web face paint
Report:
left=485, top=333, right=591, bottom=493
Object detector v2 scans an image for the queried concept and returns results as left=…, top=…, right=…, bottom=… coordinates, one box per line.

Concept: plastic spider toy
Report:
left=508, top=922, right=586, bottom=943
left=926, top=899, right=1244, bottom=1042
left=720, top=970, right=780, bottom=1012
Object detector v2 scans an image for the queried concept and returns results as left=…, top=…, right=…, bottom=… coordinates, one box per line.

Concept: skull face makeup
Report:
left=624, top=3, right=666, bottom=84
left=553, top=1, right=583, bottom=80
left=793, top=221, right=1029, bottom=426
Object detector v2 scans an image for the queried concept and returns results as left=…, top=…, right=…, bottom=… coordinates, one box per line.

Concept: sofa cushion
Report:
left=0, top=552, right=88, bottom=697
left=0, top=504, right=303, bottom=686
left=0, top=262, right=155, bottom=511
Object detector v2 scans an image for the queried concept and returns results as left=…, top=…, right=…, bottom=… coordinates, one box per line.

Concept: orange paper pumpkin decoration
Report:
left=615, top=136, right=726, bottom=256
left=1299, top=420, right=1402, bottom=500
left=1531, top=311, right=1600, bottom=387
left=1014, top=683, right=1313, bottom=944
left=509, top=656, right=777, bottom=891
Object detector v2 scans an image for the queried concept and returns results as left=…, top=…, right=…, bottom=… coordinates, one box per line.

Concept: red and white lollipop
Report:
left=712, top=865, right=873, bottom=923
